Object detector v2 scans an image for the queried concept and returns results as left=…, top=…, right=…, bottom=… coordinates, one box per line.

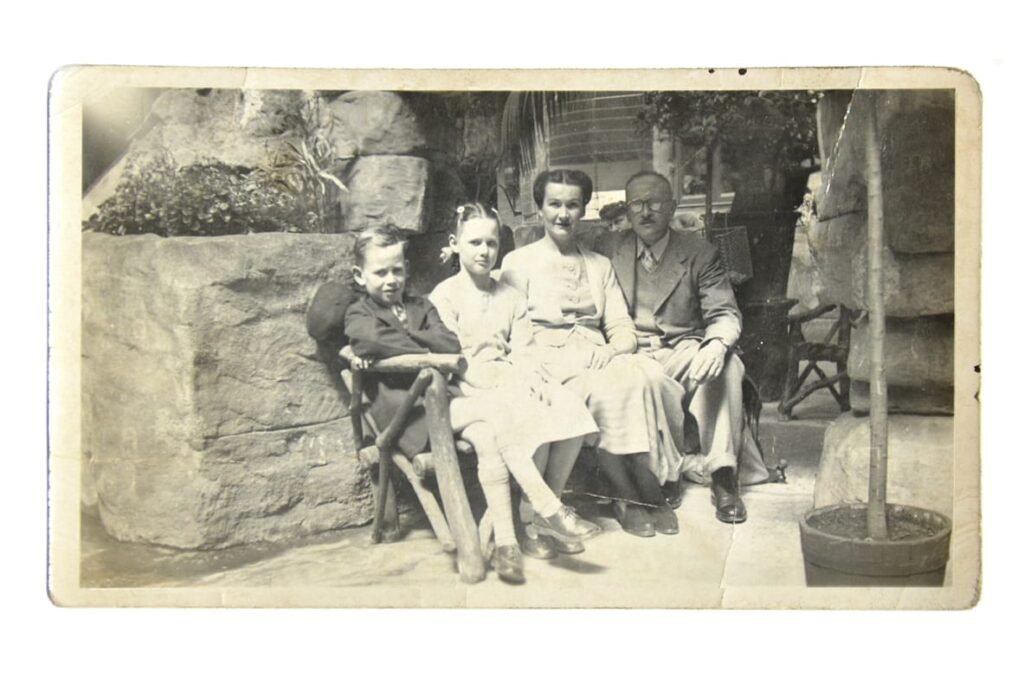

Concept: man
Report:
left=597, top=171, right=753, bottom=524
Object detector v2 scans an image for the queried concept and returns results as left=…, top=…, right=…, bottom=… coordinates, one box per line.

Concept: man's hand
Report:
left=339, top=345, right=373, bottom=370
left=689, top=340, right=728, bottom=385
left=587, top=345, right=618, bottom=370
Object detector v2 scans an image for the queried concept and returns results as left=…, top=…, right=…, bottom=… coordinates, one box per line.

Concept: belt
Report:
left=636, top=335, right=665, bottom=350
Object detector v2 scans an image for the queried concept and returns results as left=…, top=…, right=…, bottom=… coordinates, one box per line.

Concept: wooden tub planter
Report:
left=799, top=503, right=951, bottom=587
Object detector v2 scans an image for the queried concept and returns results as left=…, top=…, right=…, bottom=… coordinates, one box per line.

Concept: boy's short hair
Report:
left=353, top=224, right=407, bottom=266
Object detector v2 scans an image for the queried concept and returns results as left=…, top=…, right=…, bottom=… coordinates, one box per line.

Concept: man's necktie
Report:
left=640, top=247, right=656, bottom=273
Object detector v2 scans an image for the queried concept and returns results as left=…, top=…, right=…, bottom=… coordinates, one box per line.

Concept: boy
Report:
left=343, top=225, right=462, bottom=457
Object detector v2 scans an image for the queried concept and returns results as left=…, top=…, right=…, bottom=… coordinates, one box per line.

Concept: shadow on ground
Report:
left=79, top=392, right=841, bottom=593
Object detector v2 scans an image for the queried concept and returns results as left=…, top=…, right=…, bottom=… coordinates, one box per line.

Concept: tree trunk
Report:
left=865, top=94, right=889, bottom=541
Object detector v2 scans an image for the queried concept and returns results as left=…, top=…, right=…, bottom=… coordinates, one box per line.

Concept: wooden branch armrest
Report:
left=376, top=369, right=435, bottom=452
left=788, top=303, right=838, bottom=325
left=357, top=354, right=467, bottom=375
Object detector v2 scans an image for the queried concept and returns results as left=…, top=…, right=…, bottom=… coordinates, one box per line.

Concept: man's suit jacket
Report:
left=596, top=229, right=742, bottom=348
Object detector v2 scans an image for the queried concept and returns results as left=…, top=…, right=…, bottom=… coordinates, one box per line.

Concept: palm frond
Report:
left=499, top=91, right=571, bottom=190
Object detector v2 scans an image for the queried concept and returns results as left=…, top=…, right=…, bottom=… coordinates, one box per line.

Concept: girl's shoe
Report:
left=492, top=545, right=526, bottom=584
left=520, top=526, right=558, bottom=560
left=532, top=506, right=602, bottom=542
left=552, top=538, right=585, bottom=555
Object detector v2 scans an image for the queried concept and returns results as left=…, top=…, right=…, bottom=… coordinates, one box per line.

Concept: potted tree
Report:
left=798, top=94, right=951, bottom=586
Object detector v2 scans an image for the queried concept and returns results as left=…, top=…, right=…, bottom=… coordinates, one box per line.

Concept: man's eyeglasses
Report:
left=627, top=199, right=670, bottom=214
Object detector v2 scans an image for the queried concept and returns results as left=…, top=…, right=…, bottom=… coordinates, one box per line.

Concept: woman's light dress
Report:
left=500, top=238, right=686, bottom=484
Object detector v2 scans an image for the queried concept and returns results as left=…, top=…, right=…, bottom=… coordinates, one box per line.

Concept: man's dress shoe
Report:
left=710, top=467, right=747, bottom=524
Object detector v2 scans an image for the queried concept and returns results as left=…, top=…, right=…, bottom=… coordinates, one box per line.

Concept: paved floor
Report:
left=81, top=394, right=841, bottom=606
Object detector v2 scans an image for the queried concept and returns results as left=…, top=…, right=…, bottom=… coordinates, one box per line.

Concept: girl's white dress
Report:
left=430, top=272, right=599, bottom=462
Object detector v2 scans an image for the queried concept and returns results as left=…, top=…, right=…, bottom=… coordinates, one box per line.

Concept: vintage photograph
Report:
left=48, top=67, right=980, bottom=608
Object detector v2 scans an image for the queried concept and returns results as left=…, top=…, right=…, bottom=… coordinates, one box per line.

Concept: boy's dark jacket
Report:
left=343, top=293, right=462, bottom=457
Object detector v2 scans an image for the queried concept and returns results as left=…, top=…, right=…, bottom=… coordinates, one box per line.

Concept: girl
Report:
left=430, top=204, right=602, bottom=579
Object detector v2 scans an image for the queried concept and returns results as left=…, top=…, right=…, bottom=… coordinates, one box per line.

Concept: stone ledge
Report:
left=848, top=314, right=953, bottom=388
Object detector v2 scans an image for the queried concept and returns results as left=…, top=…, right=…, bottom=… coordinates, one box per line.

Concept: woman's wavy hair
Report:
left=532, top=169, right=594, bottom=208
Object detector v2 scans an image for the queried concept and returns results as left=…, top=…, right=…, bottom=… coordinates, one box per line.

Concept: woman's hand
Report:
left=526, top=371, right=552, bottom=406
left=339, top=345, right=373, bottom=370
left=587, top=345, right=618, bottom=370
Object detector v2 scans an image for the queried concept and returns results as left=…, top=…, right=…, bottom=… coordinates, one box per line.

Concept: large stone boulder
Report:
left=82, top=232, right=372, bottom=549
left=814, top=412, right=954, bottom=518
left=880, top=94, right=955, bottom=254
left=847, top=314, right=953, bottom=389
left=815, top=89, right=954, bottom=256
left=83, top=89, right=315, bottom=222
left=849, top=381, right=953, bottom=416
left=807, top=211, right=953, bottom=316
left=815, top=91, right=865, bottom=221
left=328, top=90, right=427, bottom=156
left=345, top=155, right=431, bottom=233
left=809, top=89, right=955, bottom=315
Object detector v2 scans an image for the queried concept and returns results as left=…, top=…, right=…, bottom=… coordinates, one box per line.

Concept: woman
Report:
left=500, top=169, right=686, bottom=538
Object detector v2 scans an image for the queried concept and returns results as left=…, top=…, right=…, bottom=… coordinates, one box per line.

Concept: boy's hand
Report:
left=339, top=345, right=373, bottom=370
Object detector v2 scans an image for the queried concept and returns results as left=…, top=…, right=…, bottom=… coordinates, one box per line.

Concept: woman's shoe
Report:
left=532, top=506, right=602, bottom=542
left=613, top=502, right=656, bottom=538
left=662, top=480, right=683, bottom=510
left=492, top=545, right=526, bottom=584
left=651, top=504, right=679, bottom=535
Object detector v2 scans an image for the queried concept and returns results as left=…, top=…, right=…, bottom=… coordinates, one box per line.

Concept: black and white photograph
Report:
left=48, top=67, right=980, bottom=608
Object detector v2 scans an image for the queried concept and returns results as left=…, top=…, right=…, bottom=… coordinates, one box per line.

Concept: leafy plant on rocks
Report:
left=85, top=154, right=325, bottom=236
left=85, top=95, right=352, bottom=237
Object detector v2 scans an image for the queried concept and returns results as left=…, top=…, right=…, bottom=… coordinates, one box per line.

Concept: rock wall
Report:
left=82, top=232, right=372, bottom=549
left=810, top=90, right=956, bottom=514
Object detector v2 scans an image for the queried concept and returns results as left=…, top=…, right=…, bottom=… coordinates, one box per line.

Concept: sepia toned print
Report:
left=48, top=67, right=980, bottom=608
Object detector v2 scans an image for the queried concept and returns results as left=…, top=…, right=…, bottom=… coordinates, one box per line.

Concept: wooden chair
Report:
left=343, top=354, right=490, bottom=584
left=777, top=304, right=853, bottom=419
